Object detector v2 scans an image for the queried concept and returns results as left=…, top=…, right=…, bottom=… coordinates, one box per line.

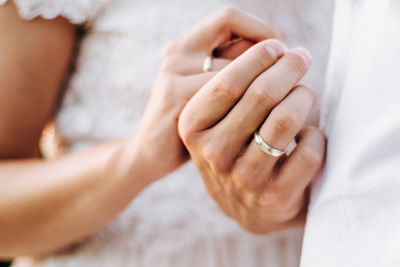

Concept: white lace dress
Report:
left=0, top=0, right=333, bottom=266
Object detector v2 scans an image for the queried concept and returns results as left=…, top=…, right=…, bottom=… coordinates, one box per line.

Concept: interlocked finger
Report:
left=233, top=85, right=316, bottom=189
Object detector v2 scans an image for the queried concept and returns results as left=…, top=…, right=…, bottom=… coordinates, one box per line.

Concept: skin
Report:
left=0, top=2, right=76, bottom=158
left=179, top=28, right=326, bottom=233
left=0, top=4, right=281, bottom=259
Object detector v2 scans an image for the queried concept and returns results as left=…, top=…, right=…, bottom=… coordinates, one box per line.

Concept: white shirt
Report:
left=301, top=0, right=400, bottom=266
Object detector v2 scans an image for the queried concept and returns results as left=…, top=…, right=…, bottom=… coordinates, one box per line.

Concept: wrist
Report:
left=110, top=135, right=161, bottom=191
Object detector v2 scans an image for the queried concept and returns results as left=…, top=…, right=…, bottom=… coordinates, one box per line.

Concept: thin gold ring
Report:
left=203, top=56, right=213, bottom=72
left=253, top=131, right=286, bottom=158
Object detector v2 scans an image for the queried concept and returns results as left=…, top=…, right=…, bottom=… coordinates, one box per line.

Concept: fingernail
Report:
left=265, top=39, right=284, bottom=60
left=292, top=47, right=312, bottom=67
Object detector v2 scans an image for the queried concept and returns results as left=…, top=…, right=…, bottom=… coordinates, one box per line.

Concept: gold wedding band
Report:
left=254, top=131, right=286, bottom=158
left=203, top=56, right=213, bottom=72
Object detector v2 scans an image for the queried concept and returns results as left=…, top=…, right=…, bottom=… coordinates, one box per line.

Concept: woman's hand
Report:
left=0, top=7, right=284, bottom=257
left=178, top=39, right=326, bottom=233
left=0, top=6, right=280, bottom=257
left=132, top=8, right=280, bottom=180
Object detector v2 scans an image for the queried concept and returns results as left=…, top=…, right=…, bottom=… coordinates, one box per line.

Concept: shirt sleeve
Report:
left=0, top=0, right=115, bottom=24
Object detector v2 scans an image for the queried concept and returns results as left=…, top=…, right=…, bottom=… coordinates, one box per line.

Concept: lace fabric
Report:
left=0, top=0, right=114, bottom=23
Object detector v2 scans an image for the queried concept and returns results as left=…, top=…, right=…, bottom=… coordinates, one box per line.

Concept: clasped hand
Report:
left=138, top=8, right=326, bottom=233
left=178, top=9, right=326, bottom=233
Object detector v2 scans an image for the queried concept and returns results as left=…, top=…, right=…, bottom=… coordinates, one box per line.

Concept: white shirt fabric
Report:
left=0, top=0, right=333, bottom=266
left=301, top=0, right=400, bottom=266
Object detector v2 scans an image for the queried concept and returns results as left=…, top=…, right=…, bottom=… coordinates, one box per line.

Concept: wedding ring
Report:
left=203, top=56, right=213, bottom=72
left=254, top=131, right=286, bottom=158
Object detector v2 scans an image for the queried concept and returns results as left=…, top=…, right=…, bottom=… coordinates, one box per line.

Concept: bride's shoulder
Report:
left=0, top=0, right=115, bottom=24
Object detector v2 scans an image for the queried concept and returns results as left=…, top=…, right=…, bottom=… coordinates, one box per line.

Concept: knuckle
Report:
left=270, top=106, right=299, bottom=134
left=161, top=41, right=183, bottom=74
left=160, top=57, right=177, bottom=73
left=157, top=75, right=178, bottom=99
left=162, top=39, right=181, bottom=60
left=211, top=76, right=242, bottom=102
left=201, top=140, right=229, bottom=174
left=250, top=84, right=279, bottom=107
left=178, top=111, right=197, bottom=146
left=178, top=117, right=192, bottom=144
left=298, top=144, right=323, bottom=169
left=218, top=7, right=240, bottom=25
left=286, top=52, right=307, bottom=74
left=296, top=85, right=317, bottom=105
left=309, top=126, right=326, bottom=142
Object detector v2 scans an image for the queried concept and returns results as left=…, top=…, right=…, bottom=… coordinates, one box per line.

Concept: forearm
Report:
left=0, top=136, right=154, bottom=258
left=0, top=2, right=159, bottom=258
